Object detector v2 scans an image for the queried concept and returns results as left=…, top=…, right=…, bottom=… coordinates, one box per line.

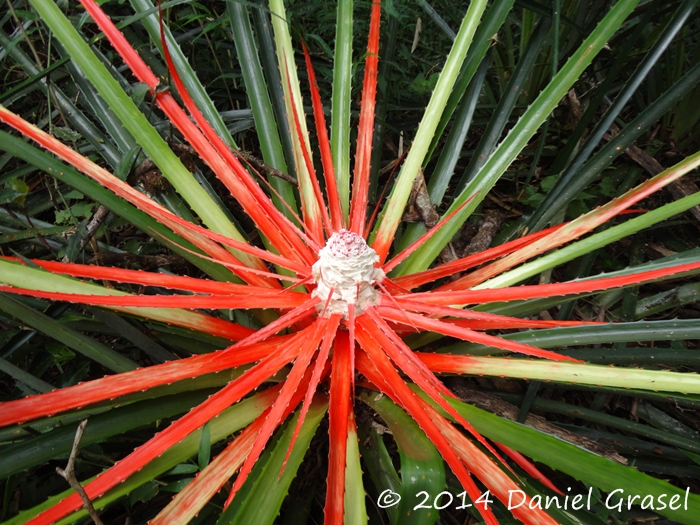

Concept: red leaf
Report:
left=23, top=326, right=312, bottom=525
left=0, top=336, right=289, bottom=427
left=227, top=318, right=328, bottom=504
left=378, top=306, right=581, bottom=362
left=302, top=42, right=344, bottom=232
left=349, top=0, right=382, bottom=235
left=0, top=285, right=310, bottom=310
left=80, top=0, right=317, bottom=268
left=411, top=261, right=700, bottom=304
left=283, top=313, right=341, bottom=471
left=325, top=330, right=353, bottom=525
left=355, top=339, right=500, bottom=525
left=394, top=225, right=564, bottom=290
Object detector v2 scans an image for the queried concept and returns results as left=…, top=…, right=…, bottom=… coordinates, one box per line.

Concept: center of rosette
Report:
left=311, top=229, right=384, bottom=318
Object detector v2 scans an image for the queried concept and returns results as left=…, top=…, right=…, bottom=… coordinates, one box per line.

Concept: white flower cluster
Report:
left=312, top=229, right=384, bottom=318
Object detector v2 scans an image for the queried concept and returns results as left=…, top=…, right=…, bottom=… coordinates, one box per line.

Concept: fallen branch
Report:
left=56, top=420, right=105, bottom=525
left=62, top=205, right=110, bottom=263
left=233, top=151, right=298, bottom=185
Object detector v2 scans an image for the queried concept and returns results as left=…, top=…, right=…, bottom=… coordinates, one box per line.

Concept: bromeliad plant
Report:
left=2, top=0, right=700, bottom=523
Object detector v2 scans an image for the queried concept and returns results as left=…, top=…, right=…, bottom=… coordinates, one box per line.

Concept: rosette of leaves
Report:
left=1, top=0, right=700, bottom=524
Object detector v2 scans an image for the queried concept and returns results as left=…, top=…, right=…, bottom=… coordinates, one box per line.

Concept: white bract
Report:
left=312, top=230, right=384, bottom=317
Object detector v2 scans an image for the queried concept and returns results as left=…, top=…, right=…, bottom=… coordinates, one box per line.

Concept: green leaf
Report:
left=0, top=178, right=29, bottom=205
left=198, top=422, right=211, bottom=470
left=52, top=127, right=82, bottom=142
left=29, top=0, right=253, bottom=261
left=358, top=421, right=401, bottom=524
left=373, top=0, right=489, bottom=259
left=129, top=480, right=159, bottom=506
left=424, top=392, right=700, bottom=525
left=129, top=82, right=151, bottom=107
left=115, top=145, right=141, bottom=181
left=426, top=48, right=491, bottom=205
left=399, top=0, right=642, bottom=274
left=331, top=0, right=354, bottom=217
left=218, top=396, right=328, bottom=525
left=54, top=208, right=72, bottom=225
left=62, top=190, right=84, bottom=200
left=45, top=342, right=76, bottom=365
left=226, top=0, right=298, bottom=220
left=0, top=357, right=54, bottom=394
left=70, top=202, right=96, bottom=218
left=344, top=422, right=368, bottom=525
left=161, top=477, right=194, bottom=493
left=361, top=392, right=445, bottom=525
left=65, top=217, right=94, bottom=262
left=446, top=319, right=700, bottom=355
left=0, top=294, right=138, bottom=373
left=6, top=390, right=276, bottom=525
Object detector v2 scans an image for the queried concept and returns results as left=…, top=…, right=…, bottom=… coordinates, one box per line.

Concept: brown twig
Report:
left=401, top=169, right=439, bottom=227
left=462, top=208, right=503, bottom=257
left=61, top=205, right=110, bottom=263
left=56, top=420, right=105, bottom=525
left=233, top=151, right=298, bottom=185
